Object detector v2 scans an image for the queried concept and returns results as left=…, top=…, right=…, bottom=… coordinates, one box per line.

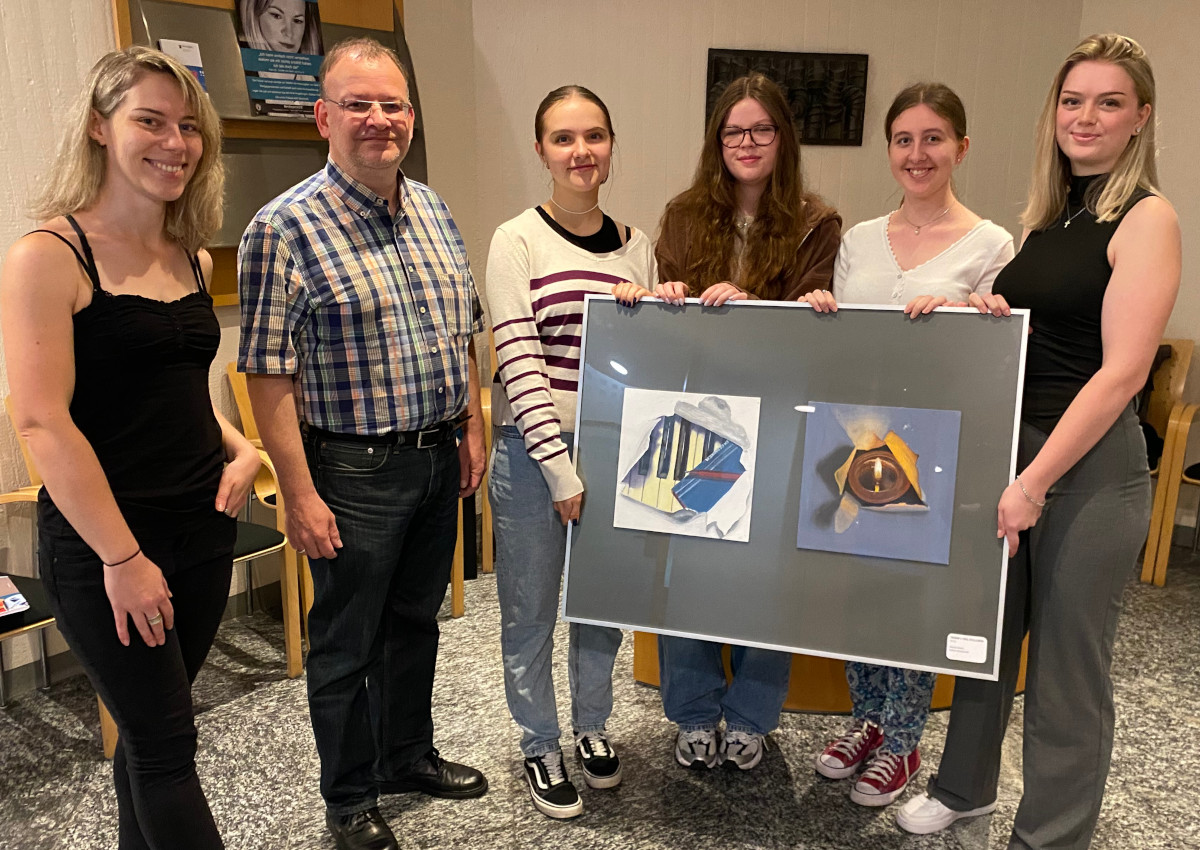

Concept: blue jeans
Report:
left=303, top=431, right=460, bottom=815
left=845, top=661, right=936, bottom=754
left=658, top=635, right=792, bottom=736
left=489, top=427, right=622, bottom=757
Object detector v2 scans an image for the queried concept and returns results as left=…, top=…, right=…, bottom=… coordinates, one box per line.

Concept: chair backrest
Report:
left=3, top=396, right=43, bottom=488
left=1144, top=338, right=1194, bottom=439
left=225, top=362, right=261, bottom=445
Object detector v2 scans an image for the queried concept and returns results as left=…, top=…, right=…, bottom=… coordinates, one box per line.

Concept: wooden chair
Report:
left=479, top=384, right=494, bottom=574
left=1140, top=339, right=1195, bottom=585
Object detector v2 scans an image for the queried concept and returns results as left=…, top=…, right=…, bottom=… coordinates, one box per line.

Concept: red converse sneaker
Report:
left=814, top=720, right=883, bottom=780
left=850, top=747, right=922, bottom=807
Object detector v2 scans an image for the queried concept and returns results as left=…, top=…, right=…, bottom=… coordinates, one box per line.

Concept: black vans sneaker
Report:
left=575, top=731, right=623, bottom=789
left=523, top=750, right=583, bottom=819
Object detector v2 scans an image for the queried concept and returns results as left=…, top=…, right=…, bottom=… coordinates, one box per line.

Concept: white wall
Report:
left=1079, top=0, right=1200, bottom=524
left=451, top=0, right=1084, bottom=275
left=0, top=1, right=117, bottom=671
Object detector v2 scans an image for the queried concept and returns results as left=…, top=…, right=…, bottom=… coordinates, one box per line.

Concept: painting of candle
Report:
left=613, top=389, right=761, bottom=542
left=796, top=402, right=961, bottom=564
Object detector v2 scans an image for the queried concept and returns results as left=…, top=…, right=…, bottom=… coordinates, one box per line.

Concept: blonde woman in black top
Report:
left=897, top=34, right=1180, bottom=849
left=1, top=48, right=260, bottom=849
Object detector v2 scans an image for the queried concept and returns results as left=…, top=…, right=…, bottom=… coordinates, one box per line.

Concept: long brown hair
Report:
left=658, top=73, right=830, bottom=299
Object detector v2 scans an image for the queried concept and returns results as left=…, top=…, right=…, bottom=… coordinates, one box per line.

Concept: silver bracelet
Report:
left=1015, top=475, right=1046, bottom=508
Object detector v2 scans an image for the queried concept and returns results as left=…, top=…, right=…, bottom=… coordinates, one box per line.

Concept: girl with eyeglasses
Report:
left=897, top=35, right=1180, bottom=847
left=485, top=85, right=654, bottom=820
left=653, top=73, right=841, bottom=771
left=803, top=82, right=1014, bottom=809
left=1, top=47, right=260, bottom=849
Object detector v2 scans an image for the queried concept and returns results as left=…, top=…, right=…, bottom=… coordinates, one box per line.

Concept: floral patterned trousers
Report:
left=845, top=661, right=936, bottom=755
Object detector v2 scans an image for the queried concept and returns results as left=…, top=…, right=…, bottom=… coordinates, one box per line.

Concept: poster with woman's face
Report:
left=235, top=0, right=324, bottom=118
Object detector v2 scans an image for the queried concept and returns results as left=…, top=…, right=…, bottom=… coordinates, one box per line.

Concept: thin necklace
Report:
left=1062, top=203, right=1088, bottom=228
left=898, top=204, right=952, bottom=235
left=549, top=196, right=600, bottom=216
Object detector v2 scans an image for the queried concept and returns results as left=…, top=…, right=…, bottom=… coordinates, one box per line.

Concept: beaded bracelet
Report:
left=1015, top=476, right=1046, bottom=508
left=104, top=547, right=141, bottom=568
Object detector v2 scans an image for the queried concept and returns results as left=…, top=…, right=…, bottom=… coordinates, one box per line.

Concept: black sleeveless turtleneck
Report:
left=992, top=174, right=1153, bottom=431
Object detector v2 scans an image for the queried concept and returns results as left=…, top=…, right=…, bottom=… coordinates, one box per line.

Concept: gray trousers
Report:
left=928, top=406, right=1150, bottom=850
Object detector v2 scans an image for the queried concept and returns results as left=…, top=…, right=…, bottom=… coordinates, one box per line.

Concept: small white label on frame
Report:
left=946, top=633, right=988, bottom=663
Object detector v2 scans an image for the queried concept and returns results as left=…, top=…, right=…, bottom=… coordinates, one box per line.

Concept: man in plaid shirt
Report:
left=237, top=38, right=486, bottom=850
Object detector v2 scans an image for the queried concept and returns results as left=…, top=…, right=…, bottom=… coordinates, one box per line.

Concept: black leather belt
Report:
left=304, top=422, right=457, bottom=449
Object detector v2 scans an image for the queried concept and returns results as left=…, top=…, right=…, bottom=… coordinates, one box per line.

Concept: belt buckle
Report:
left=416, top=427, right=441, bottom=450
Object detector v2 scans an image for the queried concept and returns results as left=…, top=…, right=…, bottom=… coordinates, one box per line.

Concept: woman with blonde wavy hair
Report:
left=1, top=46, right=260, bottom=849
left=897, top=34, right=1180, bottom=849
left=654, top=73, right=840, bottom=771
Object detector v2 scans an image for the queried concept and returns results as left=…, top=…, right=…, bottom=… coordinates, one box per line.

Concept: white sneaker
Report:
left=674, top=727, right=721, bottom=769
left=895, top=792, right=997, bottom=834
left=721, top=730, right=765, bottom=771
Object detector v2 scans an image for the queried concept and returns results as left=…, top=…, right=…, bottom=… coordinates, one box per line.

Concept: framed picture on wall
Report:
left=706, top=48, right=868, bottom=146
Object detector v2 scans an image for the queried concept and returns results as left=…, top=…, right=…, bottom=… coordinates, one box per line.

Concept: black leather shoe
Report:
left=326, top=807, right=398, bottom=850
left=378, top=748, right=488, bottom=799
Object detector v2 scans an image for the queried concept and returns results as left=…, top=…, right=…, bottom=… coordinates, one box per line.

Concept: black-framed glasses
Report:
left=720, top=124, right=777, bottom=148
left=329, top=99, right=413, bottom=118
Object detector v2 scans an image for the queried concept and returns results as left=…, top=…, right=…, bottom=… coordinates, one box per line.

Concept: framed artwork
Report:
left=563, top=297, right=1028, bottom=680
left=706, top=48, right=868, bottom=145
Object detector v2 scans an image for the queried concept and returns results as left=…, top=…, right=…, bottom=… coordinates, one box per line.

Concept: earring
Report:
left=1134, top=126, right=1142, bottom=135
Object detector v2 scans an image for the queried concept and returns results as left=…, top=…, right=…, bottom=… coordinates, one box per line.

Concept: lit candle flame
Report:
left=873, top=458, right=882, bottom=492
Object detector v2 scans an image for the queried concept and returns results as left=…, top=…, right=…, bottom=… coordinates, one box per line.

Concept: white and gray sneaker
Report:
left=575, top=731, right=623, bottom=789
left=721, top=730, right=766, bottom=771
left=523, top=750, right=583, bottom=819
left=674, top=727, right=721, bottom=769
left=895, top=792, right=997, bottom=834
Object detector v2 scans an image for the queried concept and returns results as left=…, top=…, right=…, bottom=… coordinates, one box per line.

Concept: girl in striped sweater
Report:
left=485, top=85, right=655, bottom=820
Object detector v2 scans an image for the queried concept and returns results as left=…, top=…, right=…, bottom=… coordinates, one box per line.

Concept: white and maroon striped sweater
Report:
left=484, top=207, right=657, bottom=501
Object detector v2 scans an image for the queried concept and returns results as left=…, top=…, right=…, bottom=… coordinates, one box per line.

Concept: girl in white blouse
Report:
left=804, top=82, right=1014, bottom=809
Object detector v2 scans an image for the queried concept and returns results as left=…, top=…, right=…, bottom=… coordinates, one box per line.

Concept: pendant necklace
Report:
left=549, top=196, right=600, bottom=216
left=898, top=204, right=952, bottom=235
left=1062, top=203, right=1088, bottom=228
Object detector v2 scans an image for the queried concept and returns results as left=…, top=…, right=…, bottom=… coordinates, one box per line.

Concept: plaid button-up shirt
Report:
left=237, top=160, right=483, bottom=434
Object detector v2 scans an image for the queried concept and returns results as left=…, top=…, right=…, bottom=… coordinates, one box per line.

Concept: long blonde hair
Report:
left=30, top=47, right=224, bottom=255
left=1021, top=33, right=1159, bottom=230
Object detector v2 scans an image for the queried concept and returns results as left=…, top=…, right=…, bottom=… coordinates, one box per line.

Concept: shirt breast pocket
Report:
left=436, top=270, right=478, bottom=339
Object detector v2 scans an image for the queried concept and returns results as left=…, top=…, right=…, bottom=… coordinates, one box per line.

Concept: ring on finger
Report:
left=147, top=613, right=164, bottom=626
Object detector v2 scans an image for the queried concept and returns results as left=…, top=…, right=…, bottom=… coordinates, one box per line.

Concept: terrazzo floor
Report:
left=1, top=548, right=1197, bottom=850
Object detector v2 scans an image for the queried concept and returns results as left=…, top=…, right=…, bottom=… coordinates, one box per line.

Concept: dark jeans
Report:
left=39, top=510, right=235, bottom=850
left=303, top=432, right=460, bottom=815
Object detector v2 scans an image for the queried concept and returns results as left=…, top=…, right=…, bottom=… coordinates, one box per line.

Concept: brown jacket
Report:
left=655, top=198, right=842, bottom=300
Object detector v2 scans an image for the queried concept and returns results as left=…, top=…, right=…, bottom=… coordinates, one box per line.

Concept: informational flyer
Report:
left=0, top=576, right=30, bottom=618
left=235, top=0, right=324, bottom=118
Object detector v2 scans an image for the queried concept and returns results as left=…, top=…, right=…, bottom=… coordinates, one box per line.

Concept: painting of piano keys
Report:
left=614, top=389, right=760, bottom=542
left=796, top=402, right=961, bottom=564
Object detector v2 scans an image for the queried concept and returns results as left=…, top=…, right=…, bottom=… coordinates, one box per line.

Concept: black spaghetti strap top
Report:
left=33, top=216, right=226, bottom=534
